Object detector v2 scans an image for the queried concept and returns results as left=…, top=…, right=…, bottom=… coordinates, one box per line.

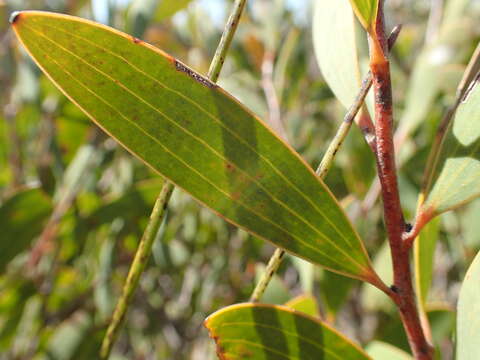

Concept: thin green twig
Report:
left=249, top=25, right=402, bottom=303
left=100, top=1, right=248, bottom=357
left=208, top=0, right=247, bottom=82
left=100, top=181, right=174, bottom=358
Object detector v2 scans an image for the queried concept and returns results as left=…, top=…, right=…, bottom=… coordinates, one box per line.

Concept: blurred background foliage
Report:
left=0, top=0, right=479, bottom=358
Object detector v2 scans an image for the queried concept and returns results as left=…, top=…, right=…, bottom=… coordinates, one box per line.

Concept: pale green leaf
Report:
left=205, top=303, right=371, bottom=360
left=155, top=0, right=193, bottom=22
left=348, top=0, right=379, bottom=31
left=422, top=76, right=480, bottom=215
left=11, top=11, right=378, bottom=282
left=457, top=251, right=480, bottom=360
left=284, top=294, right=319, bottom=317
left=366, top=341, right=412, bottom=360
left=313, top=0, right=363, bottom=109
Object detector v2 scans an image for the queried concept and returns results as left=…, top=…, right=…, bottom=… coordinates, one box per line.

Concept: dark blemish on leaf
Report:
left=9, top=11, right=22, bottom=25
left=225, top=162, right=235, bottom=171
left=174, top=60, right=217, bottom=89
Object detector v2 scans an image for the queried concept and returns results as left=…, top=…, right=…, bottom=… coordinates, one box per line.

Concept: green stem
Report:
left=100, top=181, right=174, bottom=359
left=100, top=1, right=248, bottom=357
left=207, top=0, right=247, bottom=83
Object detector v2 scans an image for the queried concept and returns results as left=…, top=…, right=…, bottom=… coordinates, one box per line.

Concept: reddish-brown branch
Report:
left=369, top=2, right=433, bottom=359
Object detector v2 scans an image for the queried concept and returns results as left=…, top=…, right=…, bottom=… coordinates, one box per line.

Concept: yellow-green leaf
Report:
left=205, top=303, right=371, bottom=360
left=457, top=251, right=480, bottom=359
left=348, top=0, right=379, bottom=32
left=11, top=11, right=378, bottom=282
left=284, top=294, right=319, bottom=318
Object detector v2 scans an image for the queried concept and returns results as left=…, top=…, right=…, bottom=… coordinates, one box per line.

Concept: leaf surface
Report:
left=422, top=76, right=480, bottom=216
left=313, top=0, right=363, bottom=110
left=0, top=187, right=52, bottom=272
left=366, top=341, right=412, bottom=360
left=205, top=303, right=371, bottom=360
left=348, top=0, right=379, bottom=31
left=284, top=294, right=319, bottom=318
left=11, top=11, right=377, bottom=282
left=457, top=251, right=480, bottom=360
left=414, top=217, right=440, bottom=306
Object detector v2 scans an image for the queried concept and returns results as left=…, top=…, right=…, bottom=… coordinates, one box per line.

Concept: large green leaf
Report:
left=457, top=251, right=480, bottom=359
left=348, top=0, right=379, bottom=32
left=205, top=303, right=371, bottom=360
left=0, top=188, right=52, bottom=272
left=11, top=11, right=378, bottom=282
left=422, top=76, right=480, bottom=216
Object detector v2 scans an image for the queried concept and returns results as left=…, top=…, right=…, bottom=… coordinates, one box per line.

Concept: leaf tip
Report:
left=9, top=11, right=22, bottom=25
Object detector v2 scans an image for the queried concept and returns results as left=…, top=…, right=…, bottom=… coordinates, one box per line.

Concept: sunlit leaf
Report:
left=0, top=187, right=52, bottom=272
left=457, top=250, right=480, bottom=359
left=205, top=303, right=371, bottom=360
left=422, top=76, right=480, bottom=216
left=284, top=294, right=319, bottom=317
left=366, top=341, right=412, bottom=360
left=11, top=11, right=378, bottom=282
left=155, top=0, right=194, bottom=22
left=313, top=0, right=363, bottom=110
left=348, top=0, right=379, bottom=32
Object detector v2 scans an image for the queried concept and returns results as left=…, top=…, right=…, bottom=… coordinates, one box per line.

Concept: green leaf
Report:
left=457, top=251, right=480, bottom=359
left=284, top=294, right=319, bottom=318
left=205, top=303, right=371, bottom=360
left=366, top=341, right=412, bottom=360
left=414, top=217, right=440, bottom=306
left=11, top=11, right=378, bottom=282
left=362, top=240, right=394, bottom=313
left=155, top=0, right=194, bottom=22
left=348, top=0, right=379, bottom=32
left=313, top=0, right=363, bottom=110
left=0, top=187, right=52, bottom=272
left=422, top=76, right=480, bottom=216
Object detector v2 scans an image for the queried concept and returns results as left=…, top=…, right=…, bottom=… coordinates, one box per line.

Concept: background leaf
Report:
left=348, top=0, right=379, bottom=31
left=284, top=294, right=319, bottom=318
left=0, top=187, right=52, bottom=272
left=414, top=217, right=440, bottom=306
left=313, top=0, right=364, bottom=110
left=456, top=250, right=480, bottom=360
left=422, top=75, right=480, bottom=216
left=366, top=341, right=412, bottom=360
left=12, top=11, right=377, bottom=282
left=205, top=303, right=371, bottom=360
